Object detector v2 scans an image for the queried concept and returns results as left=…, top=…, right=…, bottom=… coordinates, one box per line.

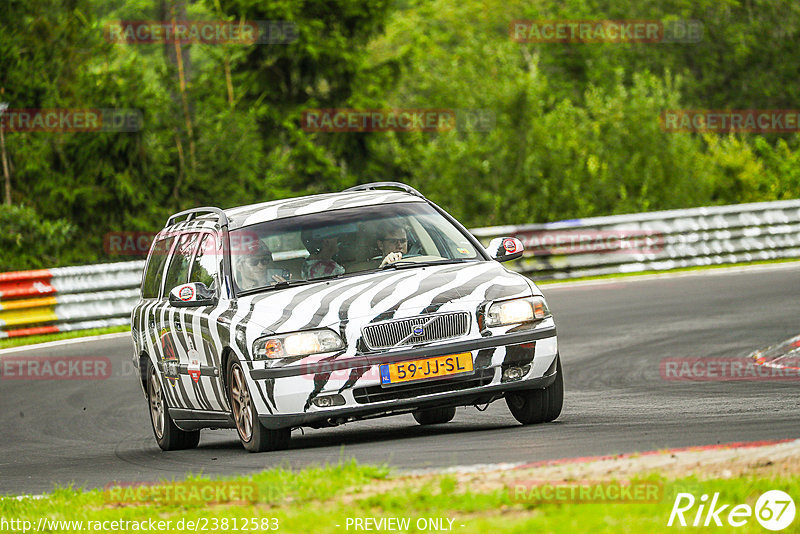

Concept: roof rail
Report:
left=343, top=181, right=425, bottom=199
left=165, top=207, right=229, bottom=228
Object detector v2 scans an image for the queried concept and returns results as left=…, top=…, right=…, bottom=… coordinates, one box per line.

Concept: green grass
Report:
left=0, top=325, right=129, bottom=350
left=1, top=462, right=796, bottom=533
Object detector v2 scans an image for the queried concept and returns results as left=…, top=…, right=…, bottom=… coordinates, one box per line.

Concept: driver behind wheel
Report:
left=375, top=221, right=409, bottom=268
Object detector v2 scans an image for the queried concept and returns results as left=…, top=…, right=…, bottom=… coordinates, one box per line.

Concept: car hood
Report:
left=235, top=261, right=533, bottom=336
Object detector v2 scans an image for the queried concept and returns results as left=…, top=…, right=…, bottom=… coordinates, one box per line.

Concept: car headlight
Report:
left=485, top=296, right=550, bottom=327
left=252, top=329, right=345, bottom=359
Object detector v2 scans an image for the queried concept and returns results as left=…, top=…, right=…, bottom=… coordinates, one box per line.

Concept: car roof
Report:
left=223, top=190, right=425, bottom=230
left=160, top=190, right=426, bottom=235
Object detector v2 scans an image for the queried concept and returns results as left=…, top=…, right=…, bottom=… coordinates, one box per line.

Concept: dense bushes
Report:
left=0, top=205, right=75, bottom=271
left=354, top=0, right=800, bottom=226
left=0, top=0, right=799, bottom=269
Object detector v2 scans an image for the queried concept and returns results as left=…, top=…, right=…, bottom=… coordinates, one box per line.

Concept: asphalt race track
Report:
left=2, top=263, right=799, bottom=495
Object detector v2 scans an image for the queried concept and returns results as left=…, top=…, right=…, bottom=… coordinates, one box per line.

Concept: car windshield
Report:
left=230, top=202, right=483, bottom=294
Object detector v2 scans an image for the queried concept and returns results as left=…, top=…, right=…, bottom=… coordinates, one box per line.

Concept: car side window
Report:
left=189, top=233, right=219, bottom=290
left=163, top=233, right=199, bottom=296
left=141, top=236, right=174, bottom=299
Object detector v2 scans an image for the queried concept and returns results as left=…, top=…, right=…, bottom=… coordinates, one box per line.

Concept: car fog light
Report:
left=502, top=364, right=531, bottom=382
left=312, top=394, right=346, bottom=408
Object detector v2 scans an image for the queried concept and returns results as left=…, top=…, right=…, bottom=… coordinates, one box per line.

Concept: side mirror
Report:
left=169, top=282, right=218, bottom=308
left=486, top=237, right=524, bottom=262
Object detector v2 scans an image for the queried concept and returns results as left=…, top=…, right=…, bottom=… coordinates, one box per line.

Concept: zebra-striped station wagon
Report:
left=131, top=182, right=563, bottom=452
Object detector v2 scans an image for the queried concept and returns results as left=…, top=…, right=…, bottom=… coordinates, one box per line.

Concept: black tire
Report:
left=227, top=359, right=290, bottom=452
left=413, top=406, right=457, bottom=425
left=505, top=355, right=564, bottom=425
left=146, top=361, right=200, bottom=451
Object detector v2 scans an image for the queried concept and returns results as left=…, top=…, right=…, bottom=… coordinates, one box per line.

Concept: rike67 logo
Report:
left=668, top=490, right=795, bottom=531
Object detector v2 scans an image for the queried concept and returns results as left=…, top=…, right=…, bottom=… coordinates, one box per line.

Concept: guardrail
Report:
left=1, top=199, right=799, bottom=339
left=472, top=198, right=800, bottom=280
left=0, top=261, right=143, bottom=339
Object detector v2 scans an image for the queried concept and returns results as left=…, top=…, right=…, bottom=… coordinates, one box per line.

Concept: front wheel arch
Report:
left=220, top=347, right=235, bottom=394
left=138, top=352, right=150, bottom=394
left=505, top=354, right=564, bottom=425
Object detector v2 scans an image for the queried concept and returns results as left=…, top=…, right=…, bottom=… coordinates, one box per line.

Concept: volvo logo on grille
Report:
left=361, top=312, right=469, bottom=350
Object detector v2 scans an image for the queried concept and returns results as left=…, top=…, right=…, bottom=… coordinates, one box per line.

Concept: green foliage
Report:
left=356, top=1, right=712, bottom=225
left=349, top=0, right=800, bottom=226
left=212, top=0, right=395, bottom=192
left=0, top=205, right=75, bottom=271
left=1, top=0, right=799, bottom=270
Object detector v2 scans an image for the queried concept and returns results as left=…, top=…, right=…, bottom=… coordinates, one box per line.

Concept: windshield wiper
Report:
left=308, top=273, right=346, bottom=282
left=380, top=258, right=474, bottom=270
left=238, top=279, right=312, bottom=296
left=271, top=279, right=313, bottom=289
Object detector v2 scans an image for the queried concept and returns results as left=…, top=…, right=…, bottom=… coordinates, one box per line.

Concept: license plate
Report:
left=380, top=353, right=473, bottom=385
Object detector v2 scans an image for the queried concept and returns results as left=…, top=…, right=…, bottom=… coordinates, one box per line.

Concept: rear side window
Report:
left=141, top=236, right=174, bottom=298
left=163, top=233, right=199, bottom=294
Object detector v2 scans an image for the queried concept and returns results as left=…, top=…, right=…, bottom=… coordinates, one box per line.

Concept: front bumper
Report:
left=250, top=326, right=556, bottom=379
left=249, top=325, right=559, bottom=429
left=258, top=357, right=559, bottom=429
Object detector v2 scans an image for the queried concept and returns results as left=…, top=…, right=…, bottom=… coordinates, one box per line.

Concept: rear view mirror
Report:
left=168, top=282, right=218, bottom=308
left=486, top=237, right=524, bottom=262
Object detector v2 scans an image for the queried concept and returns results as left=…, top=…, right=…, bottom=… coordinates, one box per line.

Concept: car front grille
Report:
left=362, top=312, right=471, bottom=350
left=352, top=368, right=495, bottom=404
